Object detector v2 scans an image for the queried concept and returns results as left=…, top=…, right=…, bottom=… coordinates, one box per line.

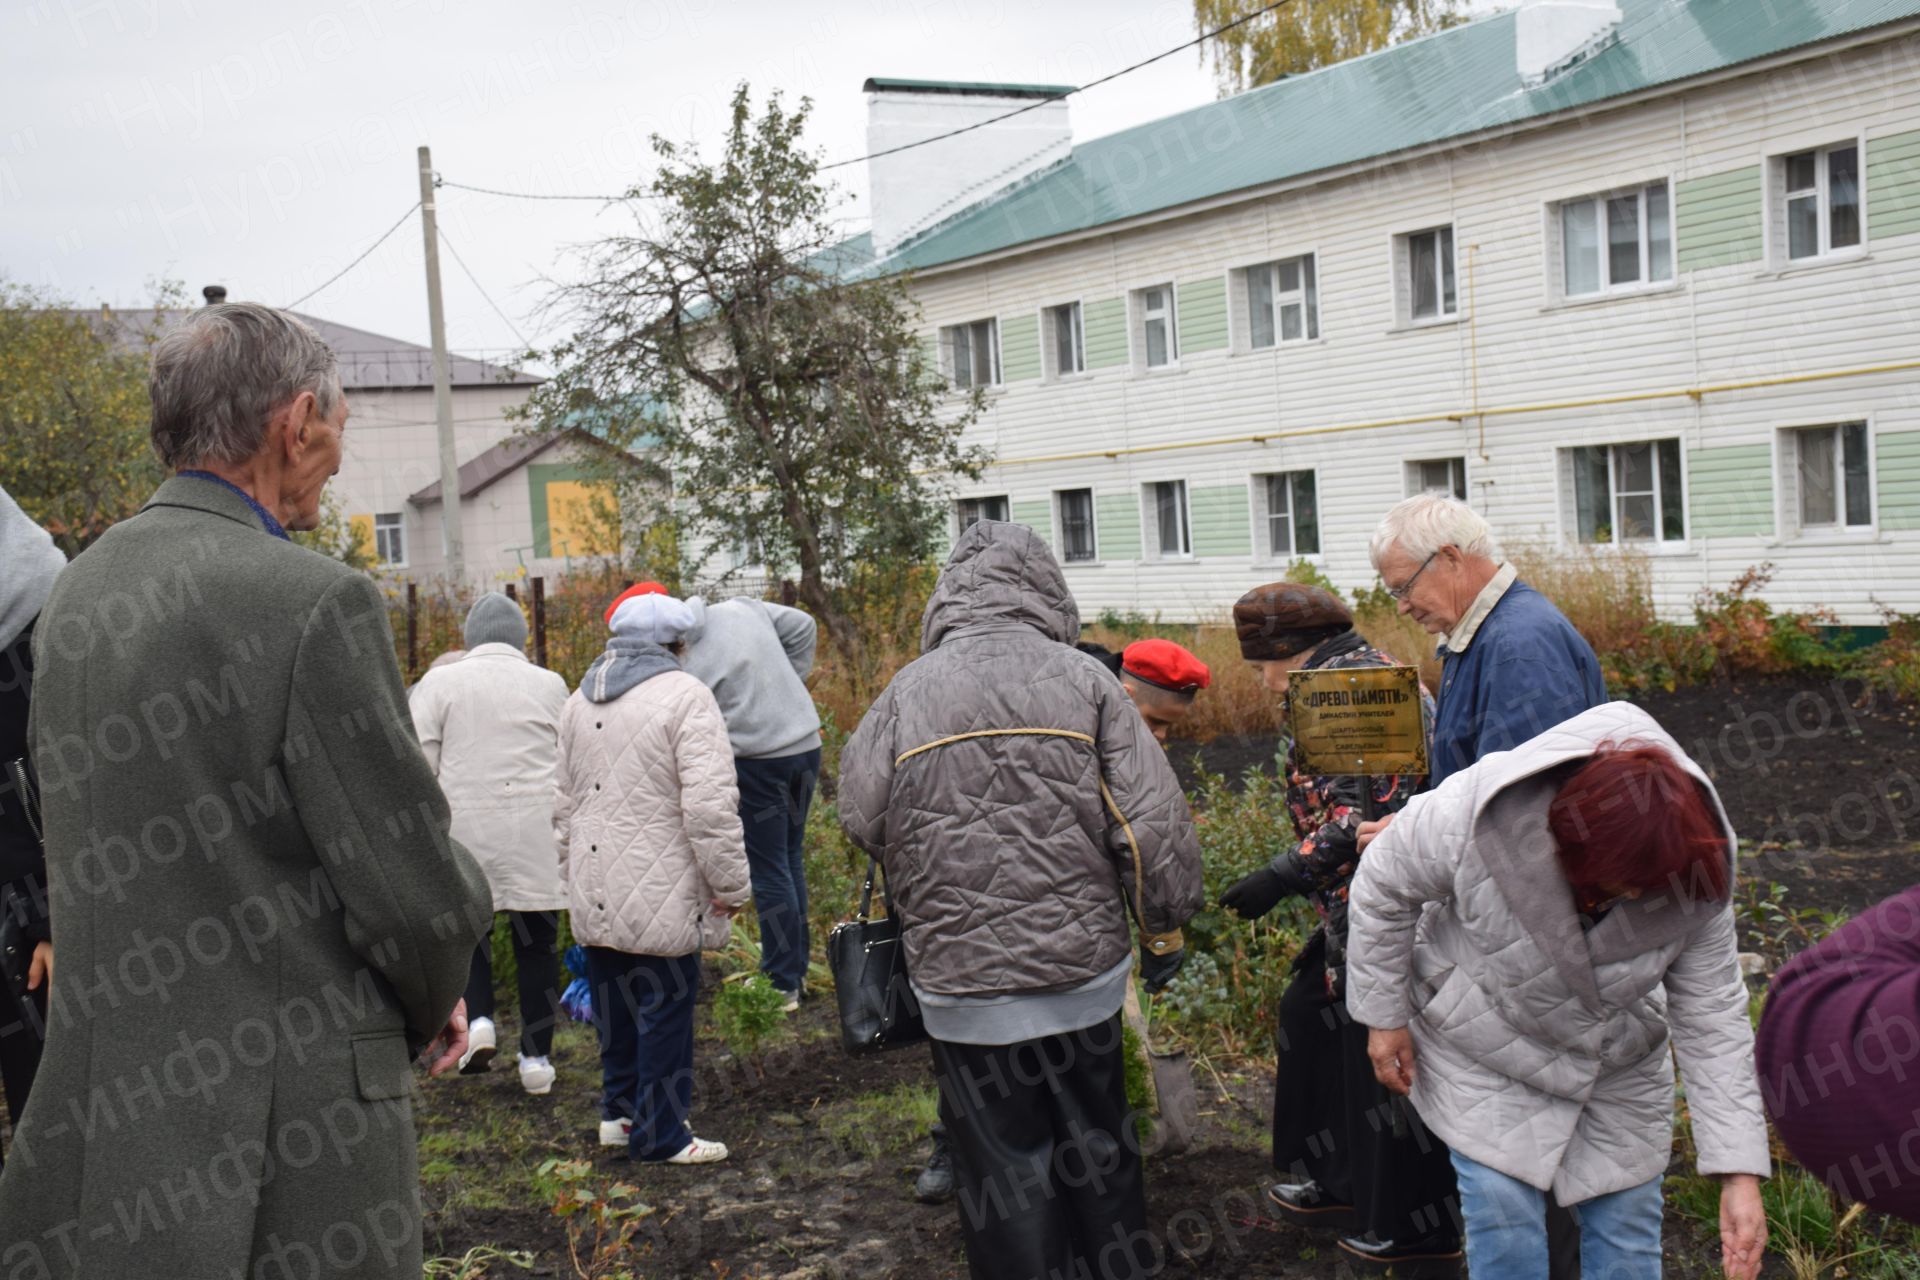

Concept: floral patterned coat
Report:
left=1274, top=629, right=1432, bottom=998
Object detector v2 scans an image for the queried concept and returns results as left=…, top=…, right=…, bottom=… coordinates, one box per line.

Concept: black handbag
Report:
left=826, top=857, right=926, bottom=1055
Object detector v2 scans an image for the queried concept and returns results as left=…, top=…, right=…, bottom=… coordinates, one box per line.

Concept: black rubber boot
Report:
left=914, top=1123, right=954, bottom=1204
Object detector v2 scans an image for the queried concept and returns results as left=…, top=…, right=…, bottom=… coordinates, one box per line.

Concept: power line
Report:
left=437, top=227, right=535, bottom=351
left=433, top=0, right=1297, bottom=200
left=284, top=201, right=421, bottom=310
left=436, top=177, right=637, bottom=203
left=817, top=0, right=1296, bottom=171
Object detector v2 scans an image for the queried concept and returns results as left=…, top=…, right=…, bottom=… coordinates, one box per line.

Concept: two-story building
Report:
left=846, top=0, right=1920, bottom=623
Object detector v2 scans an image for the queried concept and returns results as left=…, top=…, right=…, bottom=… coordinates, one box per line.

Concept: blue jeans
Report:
left=1451, top=1152, right=1663, bottom=1279
left=586, top=948, right=701, bottom=1161
left=736, top=748, right=820, bottom=993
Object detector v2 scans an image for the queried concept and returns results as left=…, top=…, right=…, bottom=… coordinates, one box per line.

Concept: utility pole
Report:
left=417, top=145, right=465, bottom=582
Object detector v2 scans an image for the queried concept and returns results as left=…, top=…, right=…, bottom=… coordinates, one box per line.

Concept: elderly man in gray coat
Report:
left=840, top=521, right=1203, bottom=1280
left=0, top=303, right=491, bottom=1279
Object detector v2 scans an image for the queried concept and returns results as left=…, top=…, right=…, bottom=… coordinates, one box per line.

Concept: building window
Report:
left=1402, top=226, right=1457, bottom=322
left=1046, top=302, right=1084, bottom=377
left=1792, top=423, right=1872, bottom=531
left=1247, top=255, right=1319, bottom=347
left=942, top=319, right=999, bottom=389
left=1561, top=181, right=1672, bottom=296
left=1136, top=284, right=1178, bottom=368
left=1255, top=471, right=1320, bottom=559
left=955, top=495, right=1009, bottom=532
left=373, top=513, right=405, bottom=565
left=1145, top=480, right=1190, bottom=558
left=1056, top=488, right=1097, bottom=562
left=1781, top=143, right=1861, bottom=261
left=1406, top=457, right=1468, bottom=502
left=1568, top=439, right=1685, bottom=544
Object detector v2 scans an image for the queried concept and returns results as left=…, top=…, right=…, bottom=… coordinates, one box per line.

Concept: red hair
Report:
left=1548, top=743, right=1730, bottom=903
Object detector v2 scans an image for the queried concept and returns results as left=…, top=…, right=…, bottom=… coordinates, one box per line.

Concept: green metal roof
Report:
left=866, top=0, right=1920, bottom=275
left=862, top=77, right=1074, bottom=97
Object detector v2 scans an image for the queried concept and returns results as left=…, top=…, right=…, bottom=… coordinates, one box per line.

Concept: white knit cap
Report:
left=608, top=591, right=696, bottom=645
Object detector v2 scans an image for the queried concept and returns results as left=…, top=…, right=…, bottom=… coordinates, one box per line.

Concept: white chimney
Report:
left=863, top=78, right=1072, bottom=260
left=1516, top=0, right=1623, bottom=86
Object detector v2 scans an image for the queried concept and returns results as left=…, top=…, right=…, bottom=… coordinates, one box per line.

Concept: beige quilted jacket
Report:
left=1345, top=702, right=1771, bottom=1203
left=554, top=667, right=750, bottom=956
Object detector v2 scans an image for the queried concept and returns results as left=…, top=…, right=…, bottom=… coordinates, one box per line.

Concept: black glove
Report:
left=1139, top=945, right=1185, bottom=993
left=1220, top=855, right=1314, bottom=920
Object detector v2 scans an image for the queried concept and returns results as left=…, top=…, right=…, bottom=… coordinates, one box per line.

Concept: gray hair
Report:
left=1369, top=493, right=1502, bottom=569
left=149, top=302, right=343, bottom=470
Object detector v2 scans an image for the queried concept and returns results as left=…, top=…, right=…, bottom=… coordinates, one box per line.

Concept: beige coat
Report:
left=411, top=642, right=570, bottom=911
left=554, top=664, right=750, bottom=956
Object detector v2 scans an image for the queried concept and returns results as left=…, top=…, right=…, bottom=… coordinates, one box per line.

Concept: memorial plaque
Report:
left=1286, top=666, right=1428, bottom=777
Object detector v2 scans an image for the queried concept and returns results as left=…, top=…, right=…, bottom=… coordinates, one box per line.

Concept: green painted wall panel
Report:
left=1176, top=277, right=1229, bottom=353
left=1676, top=166, right=1763, bottom=270
left=1879, top=430, right=1920, bottom=530
left=1687, top=445, right=1773, bottom=538
left=1083, top=298, right=1128, bottom=369
left=999, top=313, right=1041, bottom=381
left=1869, top=130, right=1920, bottom=240
left=1011, top=498, right=1051, bottom=536
left=1188, top=483, right=1251, bottom=556
left=1095, top=491, right=1142, bottom=560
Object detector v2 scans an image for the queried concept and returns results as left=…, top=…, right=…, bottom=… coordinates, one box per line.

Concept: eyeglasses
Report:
left=1386, top=550, right=1442, bottom=602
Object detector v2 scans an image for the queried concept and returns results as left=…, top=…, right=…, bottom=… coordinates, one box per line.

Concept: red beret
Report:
left=603, top=581, right=670, bottom=626
left=1121, top=639, right=1211, bottom=693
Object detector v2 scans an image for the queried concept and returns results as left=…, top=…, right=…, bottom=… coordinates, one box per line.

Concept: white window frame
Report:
left=954, top=494, right=1010, bottom=537
left=1762, top=130, right=1868, bottom=269
left=1775, top=420, right=1877, bottom=540
left=1132, top=283, right=1180, bottom=371
left=1240, top=252, right=1321, bottom=349
left=1780, top=141, right=1864, bottom=263
left=1403, top=457, right=1469, bottom=503
left=941, top=318, right=1000, bottom=390
left=1053, top=487, right=1099, bottom=564
left=373, top=512, right=406, bottom=566
left=1396, top=223, right=1459, bottom=326
left=1559, top=438, right=1689, bottom=550
left=1042, top=301, right=1086, bottom=380
left=1551, top=178, right=1676, bottom=300
left=1141, top=478, right=1192, bottom=560
left=1250, top=469, right=1322, bottom=563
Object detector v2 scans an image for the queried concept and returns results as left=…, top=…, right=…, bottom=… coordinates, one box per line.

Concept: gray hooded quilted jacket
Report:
left=838, top=521, right=1203, bottom=998
left=1345, top=702, right=1771, bottom=1203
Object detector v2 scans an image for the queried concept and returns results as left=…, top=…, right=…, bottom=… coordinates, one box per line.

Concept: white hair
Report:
left=1368, top=494, right=1501, bottom=569
left=149, top=302, right=343, bottom=470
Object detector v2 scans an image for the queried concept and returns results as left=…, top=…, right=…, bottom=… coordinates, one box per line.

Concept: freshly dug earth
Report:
left=418, top=674, right=1917, bottom=1278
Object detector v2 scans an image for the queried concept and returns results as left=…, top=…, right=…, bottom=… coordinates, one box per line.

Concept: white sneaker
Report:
left=598, top=1118, right=633, bottom=1148
left=458, top=1018, right=497, bottom=1075
left=518, top=1055, right=555, bottom=1095
left=663, top=1136, right=728, bottom=1165
left=777, top=989, right=801, bottom=1014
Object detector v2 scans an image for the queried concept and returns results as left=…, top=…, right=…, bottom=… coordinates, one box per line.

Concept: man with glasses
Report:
left=1355, top=493, right=1605, bottom=1276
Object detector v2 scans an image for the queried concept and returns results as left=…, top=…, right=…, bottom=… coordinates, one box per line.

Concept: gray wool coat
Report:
left=838, top=520, right=1203, bottom=998
left=0, top=476, right=491, bottom=1279
left=1345, top=702, right=1771, bottom=1204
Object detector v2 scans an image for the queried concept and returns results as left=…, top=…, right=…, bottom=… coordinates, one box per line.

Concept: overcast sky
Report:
left=1, top=0, right=1507, bottom=357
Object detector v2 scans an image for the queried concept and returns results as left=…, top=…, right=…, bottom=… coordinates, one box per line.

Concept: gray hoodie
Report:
left=679, top=597, right=822, bottom=759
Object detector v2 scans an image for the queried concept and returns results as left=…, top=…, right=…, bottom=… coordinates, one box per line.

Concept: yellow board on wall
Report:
left=348, top=514, right=375, bottom=563
left=544, top=480, right=617, bottom=557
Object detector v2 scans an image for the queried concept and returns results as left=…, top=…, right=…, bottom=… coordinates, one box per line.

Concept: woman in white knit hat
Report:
left=555, top=585, right=751, bottom=1163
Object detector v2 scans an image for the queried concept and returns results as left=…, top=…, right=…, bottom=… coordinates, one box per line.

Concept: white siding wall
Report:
left=911, top=32, right=1920, bottom=623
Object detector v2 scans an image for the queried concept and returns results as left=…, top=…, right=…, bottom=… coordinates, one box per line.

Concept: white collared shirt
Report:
left=1441, top=562, right=1518, bottom=655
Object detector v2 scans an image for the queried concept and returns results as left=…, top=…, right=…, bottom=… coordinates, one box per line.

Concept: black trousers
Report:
left=0, top=979, right=45, bottom=1173
left=931, top=1014, right=1152, bottom=1280
left=1272, top=934, right=1459, bottom=1243
left=464, top=909, right=561, bottom=1059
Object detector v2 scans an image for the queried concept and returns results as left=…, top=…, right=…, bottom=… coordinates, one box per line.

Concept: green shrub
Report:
left=710, top=973, right=789, bottom=1060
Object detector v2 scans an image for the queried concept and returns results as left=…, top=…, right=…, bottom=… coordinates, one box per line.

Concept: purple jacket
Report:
left=1756, top=885, right=1920, bottom=1224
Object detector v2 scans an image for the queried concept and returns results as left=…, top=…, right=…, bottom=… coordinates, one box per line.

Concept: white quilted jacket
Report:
left=1345, top=702, right=1771, bottom=1203
left=553, top=668, right=750, bottom=957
